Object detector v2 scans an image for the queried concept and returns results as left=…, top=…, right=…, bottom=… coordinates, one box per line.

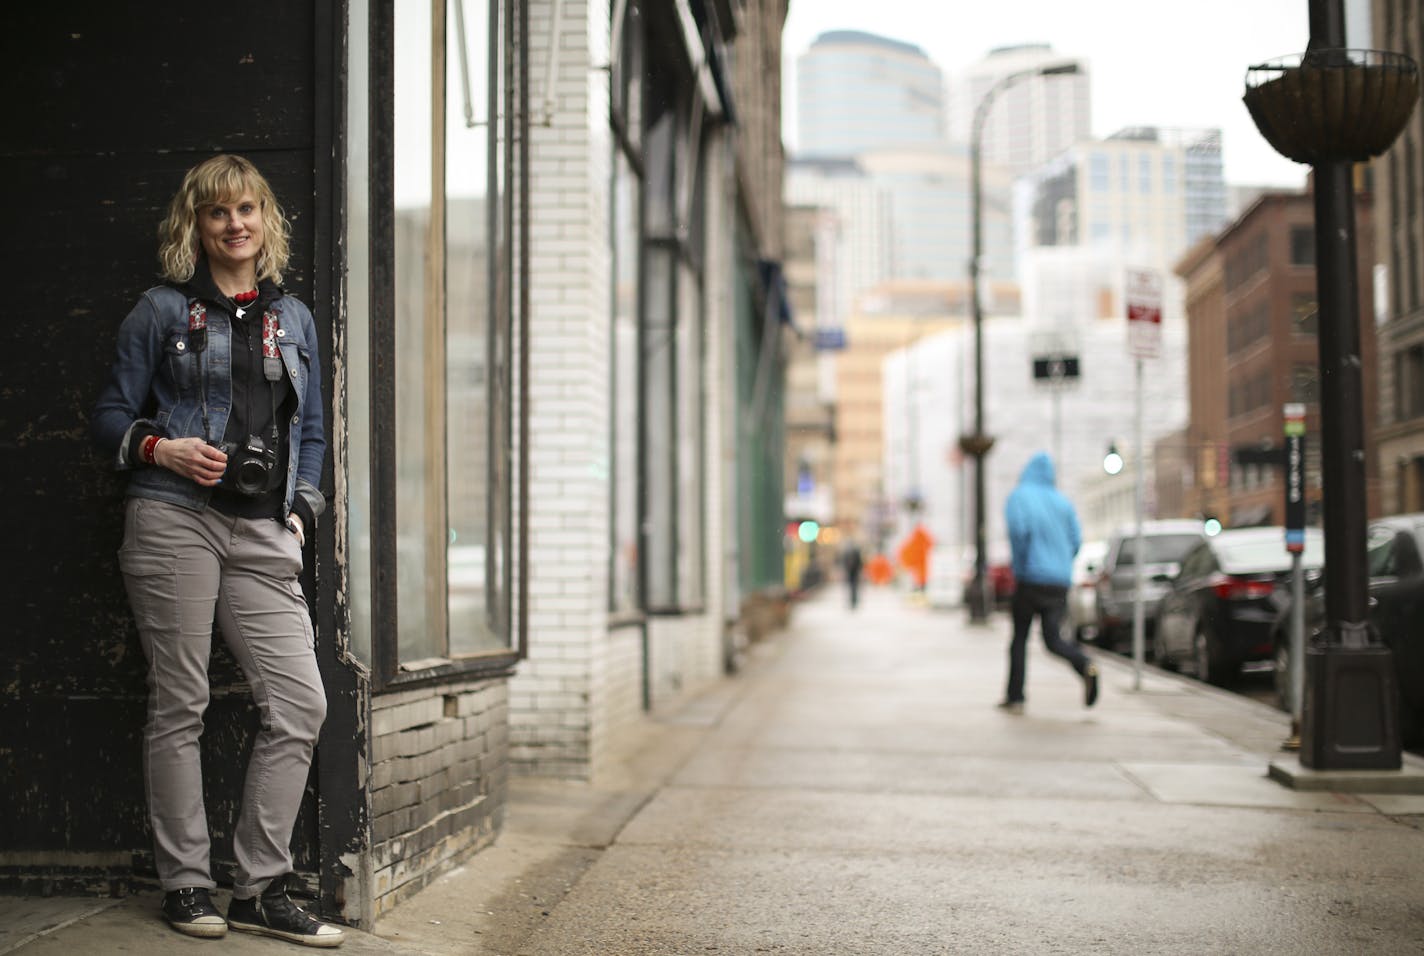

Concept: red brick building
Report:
left=1176, top=186, right=1379, bottom=528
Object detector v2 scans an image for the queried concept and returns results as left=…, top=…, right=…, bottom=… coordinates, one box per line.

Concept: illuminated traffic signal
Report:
left=797, top=520, right=820, bottom=543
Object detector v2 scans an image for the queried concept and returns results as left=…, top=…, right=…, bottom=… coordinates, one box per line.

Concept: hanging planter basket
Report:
left=1244, top=49, right=1420, bottom=164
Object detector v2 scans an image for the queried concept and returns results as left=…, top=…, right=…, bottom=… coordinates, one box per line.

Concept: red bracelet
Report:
left=141, top=435, right=163, bottom=465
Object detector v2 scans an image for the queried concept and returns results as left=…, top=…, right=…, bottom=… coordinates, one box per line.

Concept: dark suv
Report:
left=1093, top=520, right=1207, bottom=648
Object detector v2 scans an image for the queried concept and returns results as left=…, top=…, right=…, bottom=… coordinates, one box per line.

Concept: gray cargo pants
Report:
left=119, top=497, right=327, bottom=897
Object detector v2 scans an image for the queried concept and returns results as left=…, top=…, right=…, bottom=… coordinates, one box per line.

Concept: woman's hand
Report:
left=154, top=437, right=228, bottom=486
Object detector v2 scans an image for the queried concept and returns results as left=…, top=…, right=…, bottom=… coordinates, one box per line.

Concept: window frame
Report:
left=361, top=0, right=528, bottom=692
left=636, top=4, right=708, bottom=616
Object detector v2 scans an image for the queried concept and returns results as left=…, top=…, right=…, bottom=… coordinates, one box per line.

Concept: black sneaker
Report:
left=996, top=699, right=1024, bottom=715
left=227, top=877, right=344, bottom=948
left=162, top=886, right=227, bottom=938
left=1084, top=665, right=1100, bottom=708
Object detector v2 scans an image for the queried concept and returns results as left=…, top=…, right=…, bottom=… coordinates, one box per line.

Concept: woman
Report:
left=92, top=155, right=343, bottom=948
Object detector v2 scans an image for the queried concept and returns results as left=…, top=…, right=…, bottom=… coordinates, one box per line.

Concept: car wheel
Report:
left=1273, top=638, right=1292, bottom=713
left=1152, top=621, right=1175, bottom=670
left=1192, top=625, right=1232, bottom=687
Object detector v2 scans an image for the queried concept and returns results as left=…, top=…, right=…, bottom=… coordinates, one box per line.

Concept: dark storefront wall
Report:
left=0, top=3, right=358, bottom=898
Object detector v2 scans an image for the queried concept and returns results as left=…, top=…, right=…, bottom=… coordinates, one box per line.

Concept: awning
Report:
left=757, top=259, right=796, bottom=331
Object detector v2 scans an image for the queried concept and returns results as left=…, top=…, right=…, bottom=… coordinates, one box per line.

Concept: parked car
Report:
left=1269, top=513, right=1424, bottom=746
left=1154, top=527, right=1325, bottom=686
left=1093, top=520, right=1207, bottom=648
left=1068, top=540, right=1108, bottom=641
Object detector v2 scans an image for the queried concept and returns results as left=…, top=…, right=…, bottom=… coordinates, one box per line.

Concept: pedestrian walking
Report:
left=91, top=155, right=343, bottom=947
left=998, top=452, right=1099, bottom=714
left=841, top=539, right=864, bottom=609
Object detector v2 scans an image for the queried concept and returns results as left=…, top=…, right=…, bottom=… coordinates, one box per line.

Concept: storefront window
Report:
left=610, top=150, right=641, bottom=614
left=347, top=0, right=517, bottom=678
left=639, top=16, right=706, bottom=612
left=609, top=0, right=643, bottom=616
left=446, top=0, right=506, bottom=654
left=347, top=0, right=373, bottom=663
left=393, top=0, right=442, bottom=660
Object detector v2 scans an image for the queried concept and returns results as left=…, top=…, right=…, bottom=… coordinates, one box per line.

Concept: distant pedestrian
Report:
left=998, top=452, right=1099, bottom=714
left=842, top=540, right=864, bottom=609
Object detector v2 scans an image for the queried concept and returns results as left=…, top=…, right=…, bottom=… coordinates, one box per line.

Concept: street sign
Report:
left=1031, top=354, right=1080, bottom=382
left=1284, top=403, right=1307, bottom=552
left=814, top=328, right=846, bottom=350
left=1125, top=268, right=1163, bottom=359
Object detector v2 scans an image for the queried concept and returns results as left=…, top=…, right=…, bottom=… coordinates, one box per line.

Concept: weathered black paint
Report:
left=0, top=2, right=356, bottom=896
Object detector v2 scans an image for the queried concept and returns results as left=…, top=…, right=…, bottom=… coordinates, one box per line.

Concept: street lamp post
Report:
left=964, top=62, right=1080, bottom=623
left=1242, top=0, right=1419, bottom=768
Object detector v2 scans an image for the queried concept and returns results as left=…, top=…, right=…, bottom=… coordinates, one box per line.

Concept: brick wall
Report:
left=368, top=680, right=508, bottom=917
left=508, top=0, right=740, bottom=778
left=508, top=0, right=613, bottom=779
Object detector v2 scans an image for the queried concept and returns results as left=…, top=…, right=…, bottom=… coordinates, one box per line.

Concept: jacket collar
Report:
left=174, top=258, right=282, bottom=317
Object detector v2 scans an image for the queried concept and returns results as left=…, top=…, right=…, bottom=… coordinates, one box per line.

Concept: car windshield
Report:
left=1116, top=534, right=1201, bottom=565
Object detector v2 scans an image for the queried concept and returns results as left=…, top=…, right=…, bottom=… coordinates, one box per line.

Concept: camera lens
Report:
left=235, top=459, right=269, bottom=495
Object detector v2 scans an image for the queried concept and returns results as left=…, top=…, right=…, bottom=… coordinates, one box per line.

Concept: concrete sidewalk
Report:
left=8, top=585, right=1424, bottom=954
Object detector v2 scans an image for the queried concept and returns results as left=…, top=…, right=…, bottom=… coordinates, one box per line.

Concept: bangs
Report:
left=191, top=163, right=262, bottom=210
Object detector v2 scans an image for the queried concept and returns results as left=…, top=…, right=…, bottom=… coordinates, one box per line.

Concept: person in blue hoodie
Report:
left=999, top=452, right=1099, bottom=713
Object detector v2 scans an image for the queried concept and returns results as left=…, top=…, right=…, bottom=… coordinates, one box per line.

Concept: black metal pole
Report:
left=1297, top=0, right=1402, bottom=769
left=1312, top=158, right=1369, bottom=642
left=967, top=103, right=990, bottom=623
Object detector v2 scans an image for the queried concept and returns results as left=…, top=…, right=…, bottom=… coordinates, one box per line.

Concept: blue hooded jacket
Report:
left=1004, top=452, right=1081, bottom=588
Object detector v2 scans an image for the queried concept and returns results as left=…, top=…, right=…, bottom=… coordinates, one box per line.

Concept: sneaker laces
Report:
left=260, top=889, right=325, bottom=932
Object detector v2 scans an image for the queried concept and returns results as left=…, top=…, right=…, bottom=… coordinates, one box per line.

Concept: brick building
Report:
left=1372, top=0, right=1424, bottom=513
left=1176, top=187, right=1379, bottom=528
left=2, top=0, right=789, bottom=927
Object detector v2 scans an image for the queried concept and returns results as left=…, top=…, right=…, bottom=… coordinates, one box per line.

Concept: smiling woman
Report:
left=91, top=153, right=342, bottom=945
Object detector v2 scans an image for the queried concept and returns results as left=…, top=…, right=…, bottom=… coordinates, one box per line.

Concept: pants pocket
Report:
left=120, top=548, right=179, bottom=634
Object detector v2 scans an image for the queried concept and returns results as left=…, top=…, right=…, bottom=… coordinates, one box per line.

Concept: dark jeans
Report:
left=1006, top=581, right=1090, bottom=703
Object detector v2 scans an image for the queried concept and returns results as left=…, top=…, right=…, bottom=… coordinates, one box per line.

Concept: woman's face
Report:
left=198, top=193, right=265, bottom=277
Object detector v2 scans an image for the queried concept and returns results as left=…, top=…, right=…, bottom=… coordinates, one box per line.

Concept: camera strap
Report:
left=261, top=308, right=282, bottom=443
left=187, top=299, right=213, bottom=441
left=260, top=309, right=283, bottom=383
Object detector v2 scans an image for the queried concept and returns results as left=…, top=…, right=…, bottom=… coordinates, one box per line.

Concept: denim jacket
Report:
left=92, top=285, right=326, bottom=524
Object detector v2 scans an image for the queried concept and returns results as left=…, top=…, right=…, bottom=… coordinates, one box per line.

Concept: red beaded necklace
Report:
left=233, top=288, right=259, bottom=318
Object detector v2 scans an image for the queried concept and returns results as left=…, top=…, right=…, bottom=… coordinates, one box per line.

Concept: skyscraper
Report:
left=796, top=30, right=945, bottom=158
left=1024, top=126, right=1228, bottom=272
left=950, top=44, right=1092, bottom=178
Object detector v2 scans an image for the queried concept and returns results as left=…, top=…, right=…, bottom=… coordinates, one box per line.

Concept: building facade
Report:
left=1372, top=0, right=1424, bottom=513
left=949, top=43, right=1091, bottom=177
left=1176, top=189, right=1379, bottom=529
left=2, top=0, right=789, bottom=925
left=1025, top=126, right=1229, bottom=271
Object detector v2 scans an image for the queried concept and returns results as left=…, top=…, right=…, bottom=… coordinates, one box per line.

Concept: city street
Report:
left=11, top=583, right=1424, bottom=955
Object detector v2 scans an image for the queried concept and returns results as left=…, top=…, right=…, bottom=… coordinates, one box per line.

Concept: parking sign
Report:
left=1125, top=268, right=1163, bottom=359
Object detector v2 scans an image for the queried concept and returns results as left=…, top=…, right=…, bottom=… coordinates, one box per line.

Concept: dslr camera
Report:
left=216, top=434, right=277, bottom=496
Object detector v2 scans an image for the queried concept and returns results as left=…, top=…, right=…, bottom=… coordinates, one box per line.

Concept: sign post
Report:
left=1284, top=403, right=1308, bottom=743
left=1124, top=269, right=1163, bottom=689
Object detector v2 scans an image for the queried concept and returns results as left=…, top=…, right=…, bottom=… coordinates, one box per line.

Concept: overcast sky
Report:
left=782, top=0, right=1334, bottom=187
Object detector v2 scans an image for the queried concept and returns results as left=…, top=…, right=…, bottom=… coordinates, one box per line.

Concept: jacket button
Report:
left=292, top=415, right=300, bottom=424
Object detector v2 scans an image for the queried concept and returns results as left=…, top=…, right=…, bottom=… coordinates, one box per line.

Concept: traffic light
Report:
left=1103, top=443, right=1124, bottom=476
left=797, top=520, right=821, bottom=543
left=1203, top=515, right=1222, bottom=536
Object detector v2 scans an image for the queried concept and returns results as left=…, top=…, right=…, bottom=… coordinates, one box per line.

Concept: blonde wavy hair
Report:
left=157, top=154, right=291, bottom=285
